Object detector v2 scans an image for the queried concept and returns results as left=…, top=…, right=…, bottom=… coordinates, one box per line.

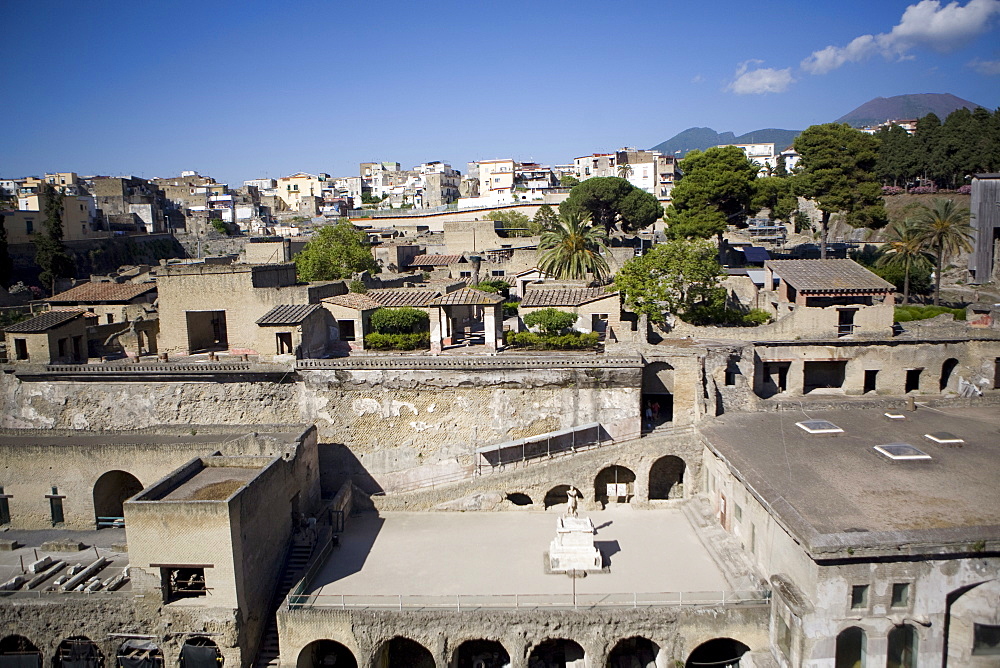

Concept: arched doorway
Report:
left=528, top=639, right=585, bottom=668
left=506, top=493, right=532, bottom=507
left=179, top=638, right=221, bottom=668
left=296, top=640, right=357, bottom=668
left=649, top=456, right=686, bottom=500
left=887, top=625, right=918, bottom=668
left=374, top=638, right=433, bottom=668
left=544, top=485, right=570, bottom=509
left=0, top=636, right=42, bottom=668
left=594, top=466, right=636, bottom=506
left=607, top=637, right=658, bottom=667
left=835, top=627, right=866, bottom=668
left=939, top=358, right=959, bottom=391
left=115, top=640, right=163, bottom=668
left=55, top=637, right=104, bottom=668
left=452, top=640, right=509, bottom=668
left=686, top=638, right=750, bottom=667
left=93, top=470, right=143, bottom=528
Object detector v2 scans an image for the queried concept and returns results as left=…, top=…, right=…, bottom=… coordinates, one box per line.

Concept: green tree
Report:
left=523, top=308, right=577, bottom=335
left=912, top=198, right=974, bottom=305
left=0, top=214, right=12, bottom=288
left=875, top=219, right=933, bottom=304
left=537, top=212, right=610, bottom=282
left=793, top=123, right=887, bottom=258
left=913, top=113, right=944, bottom=184
left=559, top=177, right=661, bottom=234
left=370, top=307, right=429, bottom=334
left=751, top=176, right=798, bottom=221
left=532, top=203, right=559, bottom=232
left=210, top=218, right=229, bottom=235
left=486, top=210, right=535, bottom=237
left=613, top=238, right=722, bottom=321
left=560, top=175, right=580, bottom=188
left=293, top=221, right=380, bottom=281
left=34, top=185, right=75, bottom=295
left=666, top=146, right=759, bottom=240
left=617, top=163, right=634, bottom=179
left=875, top=124, right=915, bottom=186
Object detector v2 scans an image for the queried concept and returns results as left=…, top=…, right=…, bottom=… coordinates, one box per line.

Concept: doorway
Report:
left=863, top=369, right=878, bottom=394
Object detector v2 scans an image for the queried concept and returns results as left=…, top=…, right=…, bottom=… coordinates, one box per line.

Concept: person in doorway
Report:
left=644, top=402, right=653, bottom=430
left=651, top=400, right=660, bottom=423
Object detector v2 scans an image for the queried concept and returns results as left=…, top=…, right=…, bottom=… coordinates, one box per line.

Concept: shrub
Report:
left=523, top=308, right=577, bottom=335
left=348, top=279, right=368, bottom=294
left=909, top=185, right=937, bottom=194
left=683, top=305, right=772, bottom=327
left=894, top=305, right=966, bottom=322
left=210, top=218, right=228, bottom=235
left=957, top=185, right=972, bottom=195
left=470, top=279, right=511, bottom=299
left=370, top=307, right=429, bottom=334
left=364, top=332, right=430, bottom=350
left=502, top=301, right=519, bottom=317
left=882, top=185, right=904, bottom=196
left=505, top=330, right=599, bottom=350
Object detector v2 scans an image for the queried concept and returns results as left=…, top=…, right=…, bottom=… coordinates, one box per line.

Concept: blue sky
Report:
left=2, top=0, right=999, bottom=186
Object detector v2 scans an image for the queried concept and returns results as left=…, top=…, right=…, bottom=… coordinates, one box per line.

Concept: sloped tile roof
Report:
left=4, top=309, right=86, bottom=333
left=408, top=254, right=465, bottom=267
left=521, top=287, right=617, bottom=308
left=324, top=293, right=382, bottom=310
left=48, top=281, right=156, bottom=303
left=367, top=289, right=441, bottom=308
left=427, top=289, right=504, bottom=306
left=256, top=303, right=322, bottom=325
left=765, top=259, right=894, bottom=292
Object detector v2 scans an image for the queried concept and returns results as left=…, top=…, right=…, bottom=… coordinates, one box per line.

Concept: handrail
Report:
left=285, top=589, right=770, bottom=611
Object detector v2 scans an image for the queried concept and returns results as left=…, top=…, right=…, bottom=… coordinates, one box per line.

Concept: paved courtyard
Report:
left=308, top=506, right=731, bottom=599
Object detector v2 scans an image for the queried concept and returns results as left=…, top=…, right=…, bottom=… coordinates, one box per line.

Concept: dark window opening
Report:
left=107, top=314, right=115, bottom=324
left=13, top=339, right=28, bottom=361
left=973, top=624, right=1000, bottom=656
left=804, top=361, right=847, bottom=393
left=505, top=493, right=532, bottom=506
left=850, top=584, right=869, bottom=609
left=48, top=486, right=65, bottom=525
left=905, top=368, right=922, bottom=393
left=0, top=487, right=9, bottom=525
left=864, top=369, right=878, bottom=394
left=939, top=358, right=959, bottom=391
left=891, top=582, right=910, bottom=607
left=338, top=320, right=356, bottom=342
left=162, top=567, right=208, bottom=602
left=276, top=332, right=293, bottom=355
left=837, top=308, right=857, bottom=336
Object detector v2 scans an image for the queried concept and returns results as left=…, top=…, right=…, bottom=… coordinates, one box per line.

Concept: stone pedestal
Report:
left=548, top=516, right=602, bottom=572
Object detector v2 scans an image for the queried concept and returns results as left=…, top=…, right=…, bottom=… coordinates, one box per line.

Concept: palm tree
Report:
left=912, top=198, right=974, bottom=305
left=537, top=212, right=610, bottom=283
left=617, top=163, right=634, bottom=180
left=876, top=219, right=933, bottom=304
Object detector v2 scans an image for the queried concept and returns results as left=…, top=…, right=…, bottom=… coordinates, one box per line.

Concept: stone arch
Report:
left=834, top=627, right=866, bottom=668
left=115, top=640, right=163, bottom=668
left=451, top=639, right=510, bottom=668
left=945, top=579, right=1000, bottom=666
left=93, top=470, right=143, bottom=527
left=54, top=637, right=104, bottom=668
left=648, top=455, right=686, bottom=500
left=0, top=636, right=42, bottom=668
left=940, top=357, right=960, bottom=391
left=543, top=485, right=570, bottom=509
left=296, top=640, right=357, bottom=668
left=527, top=639, right=585, bottom=668
left=607, top=637, right=658, bottom=667
left=505, top=492, right=532, bottom=506
left=373, top=637, right=433, bottom=668
left=686, top=638, right=750, bottom=667
left=179, top=637, right=221, bottom=668
left=887, top=624, right=918, bottom=668
left=594, top=465, right=636, bottom=505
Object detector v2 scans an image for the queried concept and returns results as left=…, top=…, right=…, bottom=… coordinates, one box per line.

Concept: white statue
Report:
left=565, top=486, right=581, bottom=518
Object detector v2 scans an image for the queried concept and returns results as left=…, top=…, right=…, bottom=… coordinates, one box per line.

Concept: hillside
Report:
left=835, top=93, right=984, bottom=127
left=649, top=127, right=800, bottom=158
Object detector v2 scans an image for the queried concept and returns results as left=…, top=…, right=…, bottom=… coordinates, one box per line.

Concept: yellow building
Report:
left=276, top=172, right=329, bottom=210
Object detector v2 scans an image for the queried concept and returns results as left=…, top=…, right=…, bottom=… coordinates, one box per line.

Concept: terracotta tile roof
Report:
left=367, top=289, right=441, bottom=308
left=765, top=259, right=894, bottom=292
left=48, top=281, right=156, bottom=303
left=4, top=309, right=87, bottom=333
left=256, top=303, right=322, bottom=325
left=324, top=293, right=383, bottom=310
left=427, top=289, right=504, bottom=306
left=408, top=254, right=465, bottom=267
left=521, top=287, right=617, bottom=308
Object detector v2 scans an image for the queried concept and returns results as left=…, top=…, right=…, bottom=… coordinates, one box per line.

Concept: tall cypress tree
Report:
left=34, top=185, right=75, bottom=295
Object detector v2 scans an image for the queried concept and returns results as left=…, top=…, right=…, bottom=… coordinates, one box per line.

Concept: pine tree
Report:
left=34, top=185, right=75, bottom=295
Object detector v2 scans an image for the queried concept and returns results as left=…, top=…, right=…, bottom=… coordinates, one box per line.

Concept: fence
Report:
left=286, top=590, right=770, bottom=611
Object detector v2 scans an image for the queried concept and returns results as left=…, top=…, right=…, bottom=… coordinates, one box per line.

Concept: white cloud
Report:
left=802, top=0, right=1000, bottom=74
left=691, top=74, right=704, bottom=84
left=967, top=57, right=1000, bottom=74
left=728, top=61, right=795, bottom=94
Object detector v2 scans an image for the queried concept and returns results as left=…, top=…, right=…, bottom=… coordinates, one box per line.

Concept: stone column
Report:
left=430, top=307, right=443, bottom=354
left=484, top=304, right=501, bottom=351
left=786, top=359, right=805, bottom=396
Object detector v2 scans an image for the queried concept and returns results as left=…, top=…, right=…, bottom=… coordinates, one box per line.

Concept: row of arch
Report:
left=836, top=625, right=918, bottom=668
left=0, top=636, right=220, bottom=668
left=503, top=456, right=687, bottom=509
left=297, top=635, right=749, bottom=668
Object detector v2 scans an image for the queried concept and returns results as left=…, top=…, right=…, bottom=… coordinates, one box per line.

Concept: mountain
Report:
left=835, top=93, right=985, bottom=128
left=649, top=127, right=801, bottom=158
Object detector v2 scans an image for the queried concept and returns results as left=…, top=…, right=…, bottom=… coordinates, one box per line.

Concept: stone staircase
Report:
left=252, top=538, right=315, bottom=668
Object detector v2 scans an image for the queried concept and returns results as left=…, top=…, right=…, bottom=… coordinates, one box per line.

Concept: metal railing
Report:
left=286, top=590, right=770, bottom=611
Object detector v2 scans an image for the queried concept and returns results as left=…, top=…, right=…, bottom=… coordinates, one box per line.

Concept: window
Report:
left=851, top=584, right=869, bottom=609
left=460, top=271, right=472, bottom=278
left=275, top=332, right=293, bottom=355
left=891, top=583, right=910, bottom=607
left=338, top=320, right=356, bottom=342
left=750, top=524, right=756, bottom=553
left=161, top=566, right=209, bottom=602
left=776, top=614, right=793, bottom=660
left=47, top=486, right=65, bottom=525
left=905, top=368, right=922, bottom=393
left=734, top=503, right=743, bottom=522
left=26, top=220, right=33, bottom=234
left=491, top=270, right=505, bottom=277
left=973, top=624, right=1000, bottom=656
left=106, top=314, right=115, bottom=324
left=14, top=338, right=28, bottom=361
left=0, top=486, right=10, bottom=525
